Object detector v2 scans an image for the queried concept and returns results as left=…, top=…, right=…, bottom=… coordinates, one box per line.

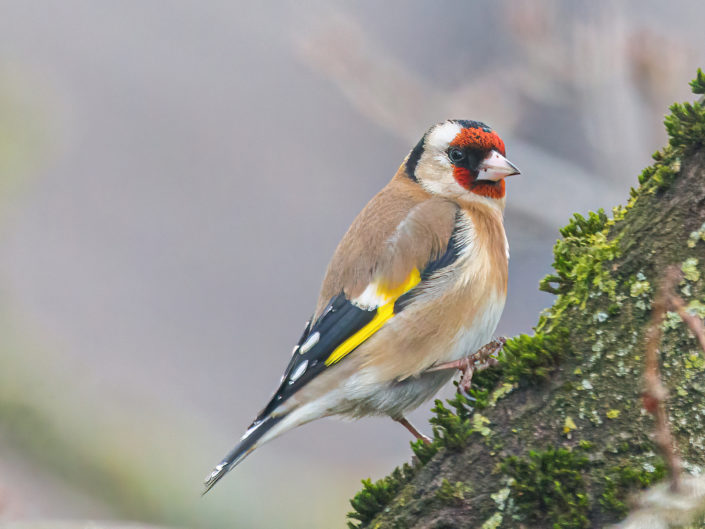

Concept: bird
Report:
left=203, top=119, right=519, bottom=493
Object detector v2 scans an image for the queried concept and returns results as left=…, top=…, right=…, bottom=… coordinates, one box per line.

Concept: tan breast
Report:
left=457, top=201, right=509, bottom=294
left=358, top=201, right=509, bottom=381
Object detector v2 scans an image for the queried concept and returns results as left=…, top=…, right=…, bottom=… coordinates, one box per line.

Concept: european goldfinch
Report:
left=204, top=119, right=519, bottom=492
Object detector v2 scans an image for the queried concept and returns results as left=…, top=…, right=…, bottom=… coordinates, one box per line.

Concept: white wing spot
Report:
left=353, top=282, right=388, bottom=310
left=288, top=359, right=308, bottom=384
left=300, top=332, right=320, bottom=354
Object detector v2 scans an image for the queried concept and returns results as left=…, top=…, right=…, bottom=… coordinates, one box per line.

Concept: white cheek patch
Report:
left=417, top=152, right=470, bottom=198
left=426, top=121, right=462, bottom=151
left=419, top=178, right=464, bottom=198
left=417, top=121, right=478, bottom=199
left=434, top=152, right=451, bottom=168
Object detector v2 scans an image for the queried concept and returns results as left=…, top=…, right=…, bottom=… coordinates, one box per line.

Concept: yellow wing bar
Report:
left=324, top=269, right=421, bottom=366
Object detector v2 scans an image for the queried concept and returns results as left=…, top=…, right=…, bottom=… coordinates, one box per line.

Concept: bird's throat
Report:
left=453, top=167, right=506, bottom=199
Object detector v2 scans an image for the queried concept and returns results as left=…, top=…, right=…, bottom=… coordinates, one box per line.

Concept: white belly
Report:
left=442, top=291, right=506, bottom=363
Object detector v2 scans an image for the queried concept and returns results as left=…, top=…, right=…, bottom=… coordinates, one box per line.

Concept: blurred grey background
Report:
left=0, top=1, right=703, bottom=528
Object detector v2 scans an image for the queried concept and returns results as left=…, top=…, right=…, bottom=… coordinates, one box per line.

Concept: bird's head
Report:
left=404, top=120, right=519, bottom=207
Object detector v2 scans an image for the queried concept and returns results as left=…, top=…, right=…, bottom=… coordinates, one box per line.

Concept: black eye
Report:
left=448, top=148, right=465, bottom=163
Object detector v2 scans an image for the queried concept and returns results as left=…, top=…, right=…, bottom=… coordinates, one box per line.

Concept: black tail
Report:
left=202, top=414, right=285, bottom=494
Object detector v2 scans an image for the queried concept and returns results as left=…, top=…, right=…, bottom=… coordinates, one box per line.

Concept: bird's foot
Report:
left=395, top=416, right=432, bottom=444
left=428, top=336, right=506, bottom=394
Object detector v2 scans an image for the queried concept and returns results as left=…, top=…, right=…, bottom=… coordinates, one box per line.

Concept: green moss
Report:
left=347, top=464, right=416, bottom=528
left=480, top=511, right=503, bottom=529
left=409, top=382, right=499, bottom=466
left=465, top=363, right=507, bottom=409
left=502, top=447, right=589, bottom=529
left=687, top=299, right=705, bottom=318
left=666, top=101, right=705, bottom=154
left=472, top=362, right=505, bottom=391
left=428, top=393, right=481, bottom=450
left=606, top=409, right=620, bottom=419
left=577, top=440, right=594, bottom=451
left=435, top=478, right=472, bottom=505
left=538, top=209, right=622, bottom=338
left=691, top=68, right=705, bottom=94
left=683, top=257, right=701, bottom=282
left=540, top=210, right=612, bottom=296
left=488, top=382, right=516, bottom=406
left=629, top=278, right=652, bottom=297
left=407, top=379, right=509, bottom=464
left=599, top=461, right=667, bottom=517
left=639, top=150, right=680, bottom=191
left=500, top=331, right=567, bottom=385
left=410, top=437, right=438, bottom=465
left=632, top=69, right=705, bottom=195
left=687, top=222, right=705, bottom=248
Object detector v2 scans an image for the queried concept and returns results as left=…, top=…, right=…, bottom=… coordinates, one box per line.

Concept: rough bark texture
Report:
left=347, top=74, right=705, bottom=529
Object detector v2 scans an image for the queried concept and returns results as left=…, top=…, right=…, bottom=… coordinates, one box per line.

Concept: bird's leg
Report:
left=394, top=416, right=432, bottom=444
left=427, top=337, right=507, bottom=394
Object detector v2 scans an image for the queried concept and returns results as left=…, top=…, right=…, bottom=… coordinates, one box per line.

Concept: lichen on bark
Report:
left=347, top=70, right=705, bottom=529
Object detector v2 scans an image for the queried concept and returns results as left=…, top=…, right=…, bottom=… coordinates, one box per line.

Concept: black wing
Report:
left=257, top=293, right=376, bottom=419
left=203, top=295, right=378, bottom=493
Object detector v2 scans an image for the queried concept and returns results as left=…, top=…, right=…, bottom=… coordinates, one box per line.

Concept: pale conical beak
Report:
left=478, top=150, right=521, bottom=182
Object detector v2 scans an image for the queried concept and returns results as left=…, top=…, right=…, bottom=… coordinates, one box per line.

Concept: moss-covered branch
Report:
left=347, top=69, right=705, bottom=529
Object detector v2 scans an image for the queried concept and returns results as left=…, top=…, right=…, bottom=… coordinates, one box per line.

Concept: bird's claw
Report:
left=428, top=336, right=507, bottom=395
left=458, top=383, right=477, bottom=404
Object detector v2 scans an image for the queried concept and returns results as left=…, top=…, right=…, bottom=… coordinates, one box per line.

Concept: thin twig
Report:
left=669, top=295, right=705, bottom=354
left=642, top=266, right=692, bottom=492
